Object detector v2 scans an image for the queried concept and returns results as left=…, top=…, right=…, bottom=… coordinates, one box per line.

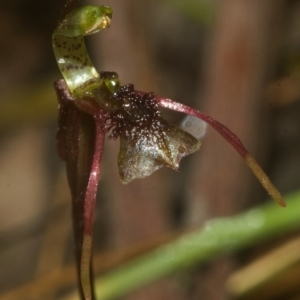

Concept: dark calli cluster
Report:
left=107, top=84, right=165, bottom=140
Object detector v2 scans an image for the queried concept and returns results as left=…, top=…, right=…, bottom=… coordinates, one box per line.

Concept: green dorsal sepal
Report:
left=56, top=6, right=112, bottom=37
left=52, top=6, right=113, bottom=94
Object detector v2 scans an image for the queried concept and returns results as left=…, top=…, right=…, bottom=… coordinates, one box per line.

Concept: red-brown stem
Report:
left=80, top=120, right=105, bottom=300
left=83, top=121, right=105, bottom=236
left=157, top=97, right=286, bottom=207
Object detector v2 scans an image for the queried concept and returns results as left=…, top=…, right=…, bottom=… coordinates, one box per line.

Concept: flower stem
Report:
left=80, top=121, right=105, bottom=300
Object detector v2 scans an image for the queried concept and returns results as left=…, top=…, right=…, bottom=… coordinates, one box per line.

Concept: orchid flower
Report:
left=53, top=3, right=285, bottom=300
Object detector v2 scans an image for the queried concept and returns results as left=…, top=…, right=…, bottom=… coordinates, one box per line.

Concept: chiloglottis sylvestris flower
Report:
left=52, top=4, right=286, bottom=300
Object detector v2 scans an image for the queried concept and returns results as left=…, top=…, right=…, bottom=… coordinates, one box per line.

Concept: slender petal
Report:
left=157, top=97, right=286, bottom=207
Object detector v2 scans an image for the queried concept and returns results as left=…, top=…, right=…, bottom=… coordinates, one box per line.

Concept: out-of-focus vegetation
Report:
left=1, top=1, right=300, bottom=300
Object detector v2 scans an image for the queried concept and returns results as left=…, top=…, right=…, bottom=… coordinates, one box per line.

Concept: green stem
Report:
left=86, top=191, right=300, bottom=300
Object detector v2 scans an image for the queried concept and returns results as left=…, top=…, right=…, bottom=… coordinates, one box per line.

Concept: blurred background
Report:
left=1, top=0, right=300, bottom=299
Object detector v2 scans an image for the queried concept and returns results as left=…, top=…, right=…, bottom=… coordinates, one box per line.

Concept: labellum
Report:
left=107, top=84, right=201, bottom=183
